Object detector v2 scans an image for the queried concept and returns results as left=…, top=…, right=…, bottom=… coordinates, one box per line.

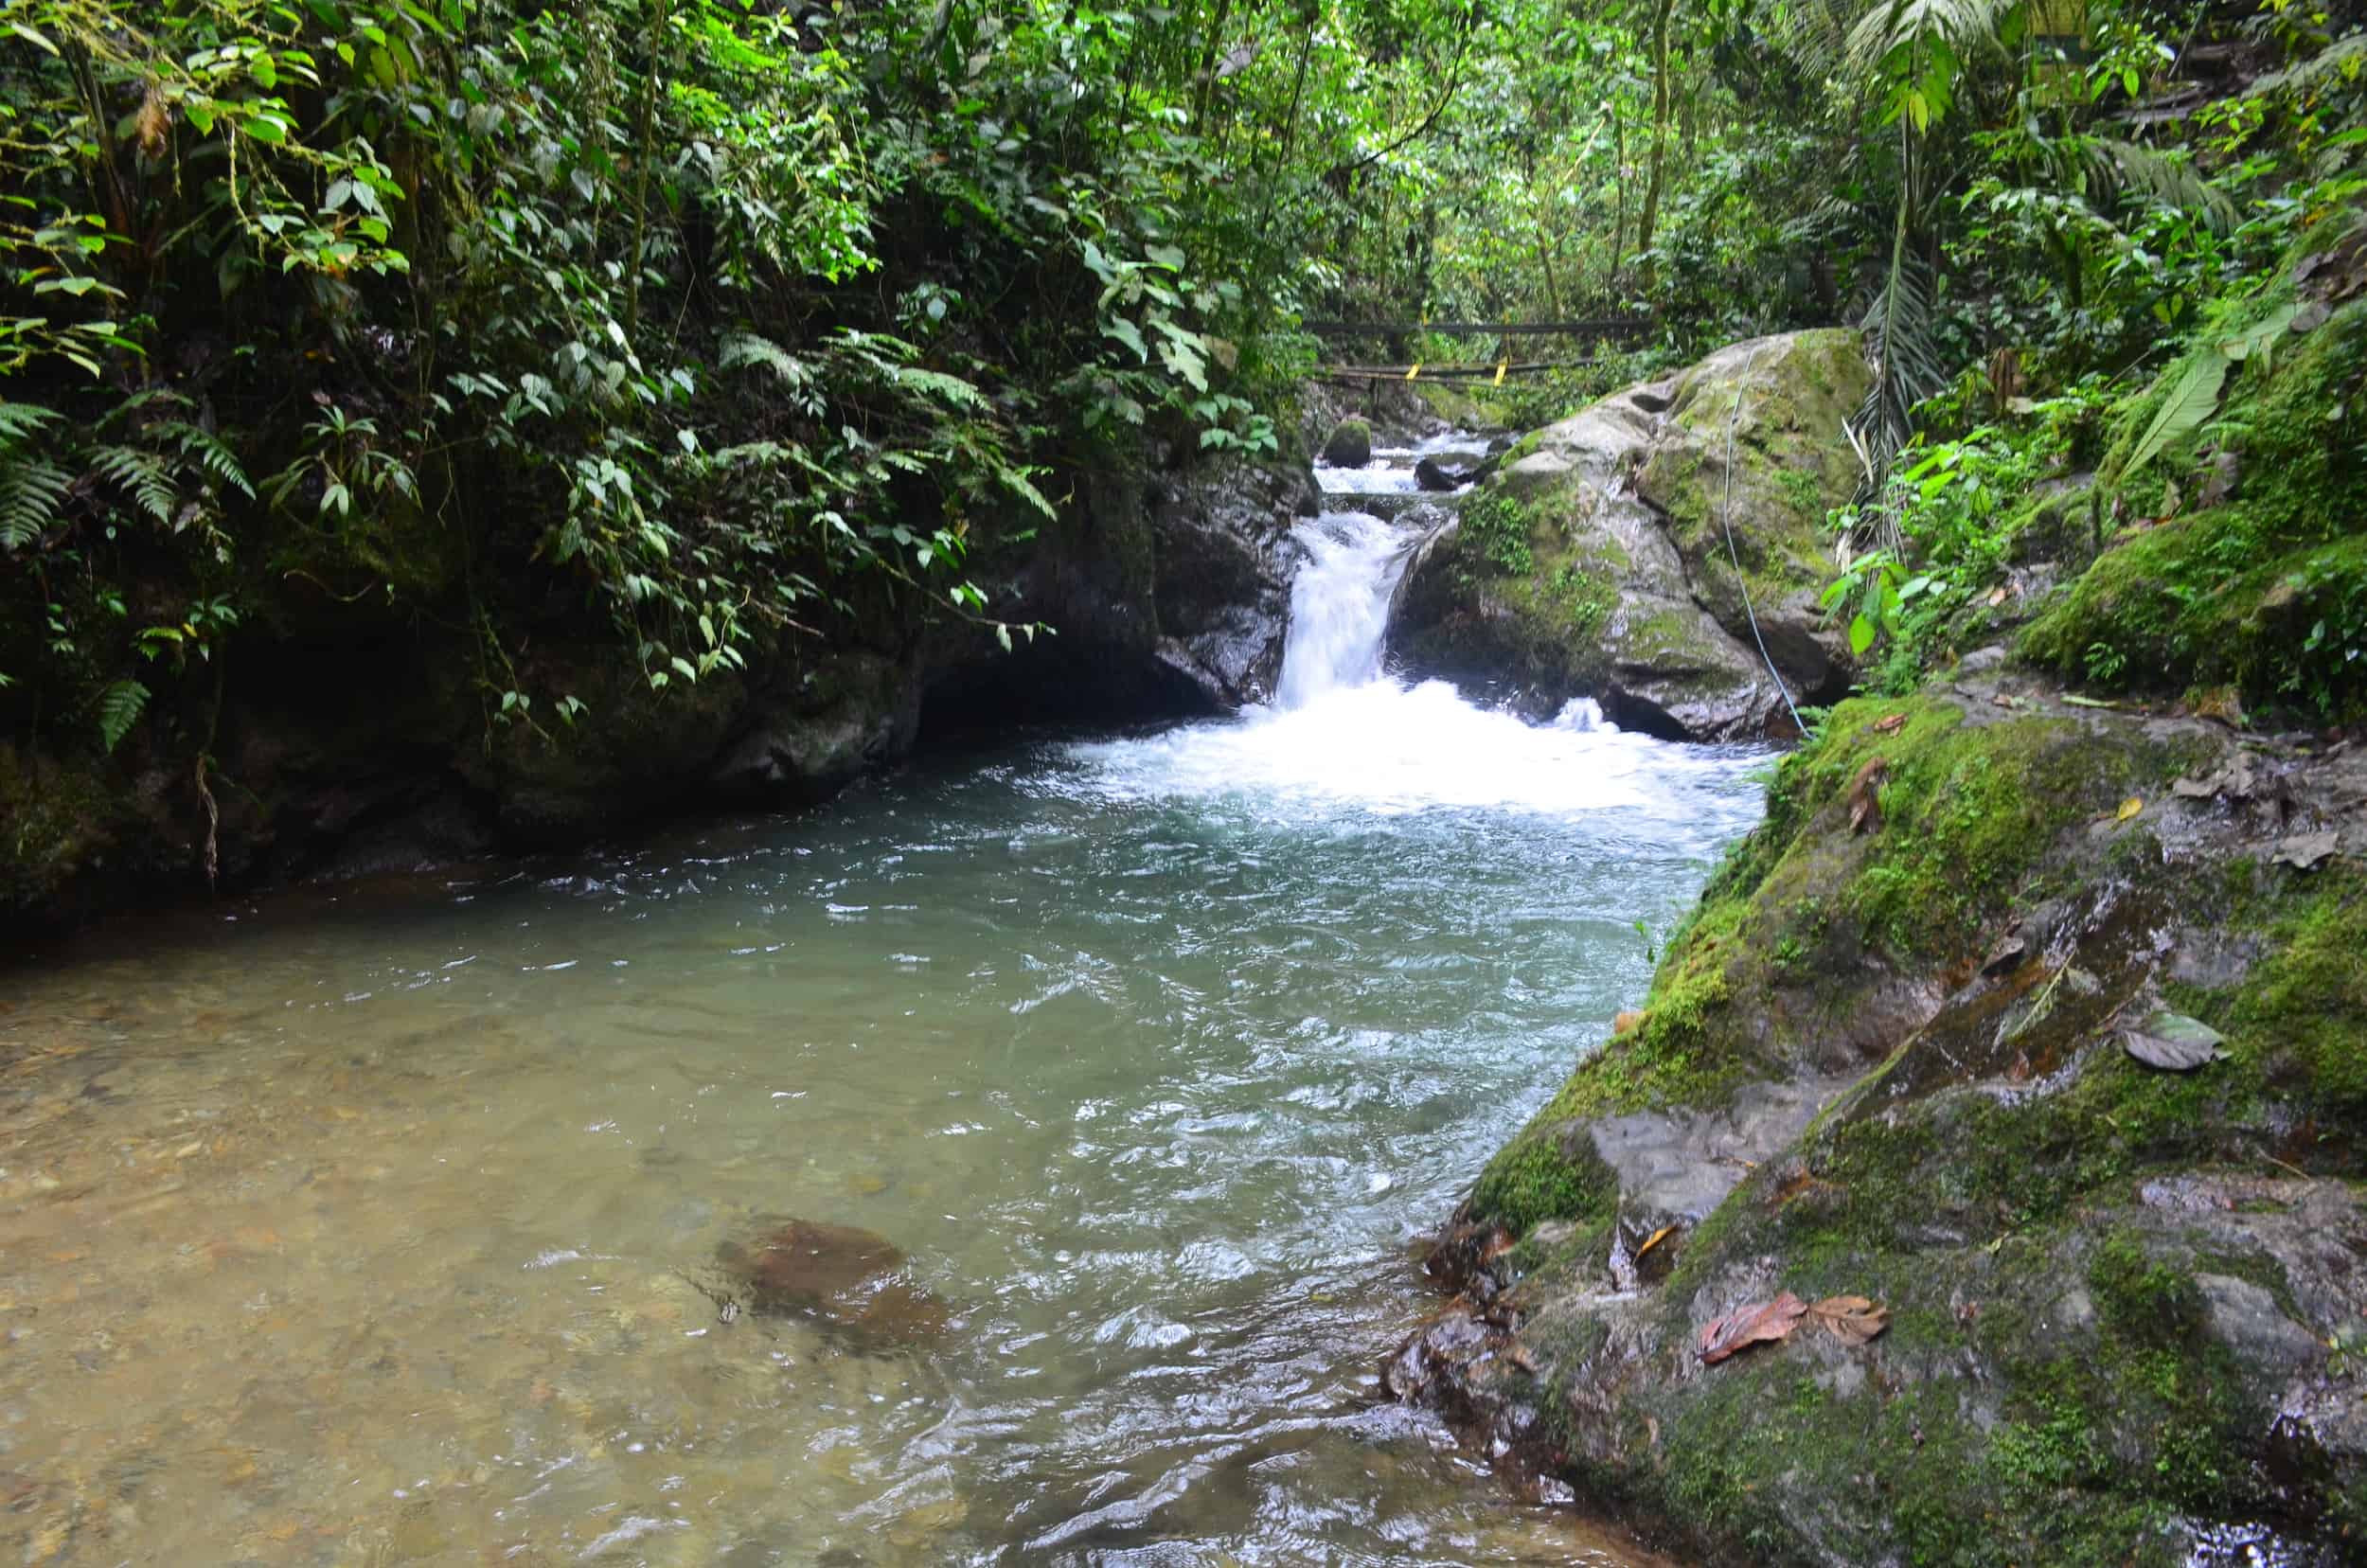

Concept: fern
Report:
left=96, top=679, right=151, bottom=754
left=0, top=454, right=72, bottom=551
left=2081, top=139, right=2235, bottom=235
left=719, top=331, right=810, bottom=385
left=89, top=445, right=176, bottom=525
left=0, top=401, right=60, bottom=447
left=892, top=365, right=990, bottom=410
left=164, top=422, right=256, bottom=498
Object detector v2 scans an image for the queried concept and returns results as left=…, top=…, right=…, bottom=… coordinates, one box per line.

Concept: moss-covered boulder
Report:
left=1321, top=417, right=1375, bottom=468
left=1401, top=671, right=2367, bottom=1565
left=1386, top=330, right=1869, bottom=739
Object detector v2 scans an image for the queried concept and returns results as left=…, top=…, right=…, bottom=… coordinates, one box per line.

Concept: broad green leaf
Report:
left=2125, top=351, right=2228, bottom=479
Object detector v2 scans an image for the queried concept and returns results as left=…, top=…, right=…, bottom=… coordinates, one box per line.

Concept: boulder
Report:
left=1401, top=685, right=2367, bottom=1565
left=1320, top=417, right=1374, bottom=468
left=1414, top=451, right=1491, bottom=491
left=1386, top=330, right=1869, bottom=739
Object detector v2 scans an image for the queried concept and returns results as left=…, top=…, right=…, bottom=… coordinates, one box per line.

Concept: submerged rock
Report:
left=717, top=1219, right=951, bottom=1347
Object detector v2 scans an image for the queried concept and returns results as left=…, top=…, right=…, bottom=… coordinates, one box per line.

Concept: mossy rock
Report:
left=1430, top=690, right=2367, bottom=1564
left=1387, top=333, right=1871, bottom=739
left=1466, top=689, right=2208, bottom=1234
left=1320, top=417, right=1374, bottom=467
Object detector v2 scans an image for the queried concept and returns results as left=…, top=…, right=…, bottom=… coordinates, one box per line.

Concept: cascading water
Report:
left=1273, top=509, right=1408, bottom=707
left=1066, top=460, right=1732, bottom=817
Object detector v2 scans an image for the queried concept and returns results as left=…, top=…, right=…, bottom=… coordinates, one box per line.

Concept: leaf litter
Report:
left=1700, top=1292, right=1890, bottom=1364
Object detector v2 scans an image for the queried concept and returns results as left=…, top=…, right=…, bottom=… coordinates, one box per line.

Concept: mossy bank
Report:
left=1394, top=676, right=2367, bottom=1565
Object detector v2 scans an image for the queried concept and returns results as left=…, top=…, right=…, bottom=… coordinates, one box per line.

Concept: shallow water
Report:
left=0, top=490, right=1766, bottom=1566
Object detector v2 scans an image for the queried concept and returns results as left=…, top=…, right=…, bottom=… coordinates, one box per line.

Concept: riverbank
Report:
left=1395, top=262, right=2367, bottom=1564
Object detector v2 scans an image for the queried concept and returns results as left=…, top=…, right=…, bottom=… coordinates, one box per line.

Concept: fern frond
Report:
left=96, top=679, right=150, bottom=754
left=0, top=456, right=72, bottom=551
left=719, top=331, right=811, bottom=384
left=89, top=445, right=175, bottom=525
left=891, top=366, right=990, bottom=410
left=164, top=422, right=255, bottom=498
left=0, top=401, right=60, bottom=450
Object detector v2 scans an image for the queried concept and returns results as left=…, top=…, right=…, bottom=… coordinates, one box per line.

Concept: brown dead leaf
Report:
left=1507, top=1343, right=1540, bottom=1374
left=1612, top=1009, right=1647, bottom=1037
left=1634, top=1223, right=1679, bottom=1261
left=1808, top=1295, right=1891, bottom=1346
left=1986, top=585, right=2009, bottom=607
left=1699, top=1292, right=1807, bottom=1364
left=1873, top=713, right=1907, bottom=735
left=1847, top=757, right=1887, bottom=835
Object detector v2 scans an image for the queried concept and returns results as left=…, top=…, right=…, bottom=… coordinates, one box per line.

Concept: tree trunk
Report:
left=1634, top=0, right=1679, bottom=290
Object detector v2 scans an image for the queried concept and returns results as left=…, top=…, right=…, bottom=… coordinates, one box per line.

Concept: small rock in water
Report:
left=717, top=1218, right=949, bottom=1347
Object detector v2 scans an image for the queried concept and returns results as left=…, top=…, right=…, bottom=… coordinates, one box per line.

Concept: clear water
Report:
left=0, top=492, right=1766, bottom=1566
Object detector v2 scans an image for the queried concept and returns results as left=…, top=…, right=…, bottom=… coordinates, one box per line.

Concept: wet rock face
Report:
left=718, top=1220, right=951, bottom=1347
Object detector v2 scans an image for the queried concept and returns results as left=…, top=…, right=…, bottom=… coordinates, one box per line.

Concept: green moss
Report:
left=1459, top=489, right=1537, bottom=576
left=2020, top=297, right=2367, bottom=718
left=0, top=743, right=143, bottom=914
left=1465, top=1122, right=1618, bottom=1232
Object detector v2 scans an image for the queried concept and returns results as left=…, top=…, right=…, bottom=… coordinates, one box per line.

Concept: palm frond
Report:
left=1844, top=0, right=2015, bottom=74
left=1852, top=252, right=1950, bottom=486
left=2082, top=138, right=2236, bottom=235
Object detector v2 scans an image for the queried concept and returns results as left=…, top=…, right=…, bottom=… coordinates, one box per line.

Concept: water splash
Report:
left=1068, top=506, right=1766, bottom=822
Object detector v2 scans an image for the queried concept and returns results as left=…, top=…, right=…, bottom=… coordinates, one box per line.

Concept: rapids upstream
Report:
left=0, top=439, right=1769, bottom=1565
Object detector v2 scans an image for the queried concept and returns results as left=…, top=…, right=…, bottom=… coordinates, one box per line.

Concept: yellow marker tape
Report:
left=1404, top=362, right=1421, bottom=381
left=1494, top=359, right=1508, bottom=386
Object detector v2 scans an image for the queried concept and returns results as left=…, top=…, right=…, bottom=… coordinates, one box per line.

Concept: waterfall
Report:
left=1274, top=510, right=1413, bottom=708
left=1056, top=431, right=1731, bottom=816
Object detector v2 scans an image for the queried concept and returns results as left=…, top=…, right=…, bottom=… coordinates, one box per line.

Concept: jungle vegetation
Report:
left=1, top=0, right=2361, bottom=774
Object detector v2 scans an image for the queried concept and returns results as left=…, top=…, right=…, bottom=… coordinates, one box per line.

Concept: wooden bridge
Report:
left=1301, top=316, right=1656, bottom=382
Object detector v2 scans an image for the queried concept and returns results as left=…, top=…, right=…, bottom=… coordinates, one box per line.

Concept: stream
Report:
left=0, top=441, right=1769, bottom=1565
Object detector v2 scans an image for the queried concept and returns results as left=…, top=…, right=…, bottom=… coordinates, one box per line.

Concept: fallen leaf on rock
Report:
left=1508, top=1343, right=1540, bottom=1374
left=1873, top=713, right=1907, bottom=734
left=1634, top=1223, right=1679, bottom=1260
left=1700, top=1292, right=1807, bottom=1364
left=2115, top=795, right=2145, bottom=822
left=1987, top=585, right=2009, bottom=607
left=1981, top=934, right=2028, bottom=977
left=1809, top=1295, right=1891, bottom=1345
left=1848, top=757, right=1887, bottom=834
left=2270, top=830, right=2339, bottom=870
left=2124, top=1010, right=2229, bottom=1071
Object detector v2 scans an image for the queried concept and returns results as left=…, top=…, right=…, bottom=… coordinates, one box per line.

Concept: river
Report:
left=0, top=445, right=1767, bottom=1565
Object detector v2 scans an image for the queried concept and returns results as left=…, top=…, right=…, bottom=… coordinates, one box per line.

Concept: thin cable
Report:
left=1718, top=347, right=1806, bottom=736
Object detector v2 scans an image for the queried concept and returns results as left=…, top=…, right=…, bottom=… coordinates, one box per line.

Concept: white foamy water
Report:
left=1313, top=430, right=1488, bottom=496
left=1070, top=505, right=1766, bottom=821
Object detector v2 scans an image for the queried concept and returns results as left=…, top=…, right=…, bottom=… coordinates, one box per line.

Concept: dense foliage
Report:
left=3, top=0, right=2363, bottom=791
